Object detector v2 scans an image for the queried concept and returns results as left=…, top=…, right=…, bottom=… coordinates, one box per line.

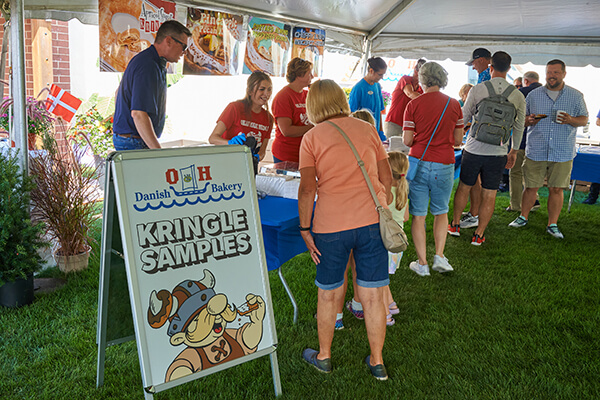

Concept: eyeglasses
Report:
left=170, top=36, right=187, bottom=52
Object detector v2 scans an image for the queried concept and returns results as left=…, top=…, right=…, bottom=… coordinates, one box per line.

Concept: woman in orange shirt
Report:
left=298, top=79, right=392, bottom=381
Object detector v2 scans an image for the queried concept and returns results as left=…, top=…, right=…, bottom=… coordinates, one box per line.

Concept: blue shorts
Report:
left=313, top=223, right=389, bottom=290
left=113, top=135, right=148, bottom=151
left=408, top=161, right=454, bottom=216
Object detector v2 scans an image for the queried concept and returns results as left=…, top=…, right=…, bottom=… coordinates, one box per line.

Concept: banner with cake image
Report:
left=243, top=17, right=291, bottom=77
left=183, top=8, right=243, bottom=76
left=291, top=27, right=326, bottom=77
left=99, top=0, right=176, bottom=72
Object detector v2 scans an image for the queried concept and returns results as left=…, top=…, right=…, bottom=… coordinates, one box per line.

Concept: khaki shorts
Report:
left=384, top=121, right=403, bottom=137
left=522, top=157, right=573, bottom=189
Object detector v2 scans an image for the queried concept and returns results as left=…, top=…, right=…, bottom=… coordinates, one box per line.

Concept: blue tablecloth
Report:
left=571, top=150, right=600, bottom=183
left=258, top=196, right=307, bottom=272
left=454, top=149, right=462, bottom=180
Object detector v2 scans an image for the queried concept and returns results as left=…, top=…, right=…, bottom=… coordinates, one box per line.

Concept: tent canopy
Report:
left=23, top=0, right=600, bottom=66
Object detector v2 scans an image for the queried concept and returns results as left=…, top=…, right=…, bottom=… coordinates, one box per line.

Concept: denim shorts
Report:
left=113, top=135, right=148, bottom=151
left=313, top=223, right=389, bottom=290
left=408, top=161, right=454, bottom=216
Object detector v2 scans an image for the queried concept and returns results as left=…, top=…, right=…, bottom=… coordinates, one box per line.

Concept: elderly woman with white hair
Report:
left=402, top=62, right=464, bottom=276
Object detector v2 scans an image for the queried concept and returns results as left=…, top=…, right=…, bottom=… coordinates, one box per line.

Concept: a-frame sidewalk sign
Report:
left=96, top=146, right=282, bottom=399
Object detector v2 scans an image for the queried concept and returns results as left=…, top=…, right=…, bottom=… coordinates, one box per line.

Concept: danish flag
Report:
left=45, top=84, right=82, bottom=123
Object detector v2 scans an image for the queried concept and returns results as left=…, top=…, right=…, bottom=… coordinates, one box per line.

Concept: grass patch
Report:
left=1, top=189, right=599, bottom=399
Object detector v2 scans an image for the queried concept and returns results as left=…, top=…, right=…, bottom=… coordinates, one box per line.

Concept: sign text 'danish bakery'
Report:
left=131, top=163, right=253, bottom=274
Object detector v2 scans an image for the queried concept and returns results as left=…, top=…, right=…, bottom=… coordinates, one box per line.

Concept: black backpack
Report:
left=470, top=81, right=517, bottom=146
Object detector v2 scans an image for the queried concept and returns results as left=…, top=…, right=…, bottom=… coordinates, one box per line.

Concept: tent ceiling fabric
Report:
left=22, top=0, right=600, bottom=66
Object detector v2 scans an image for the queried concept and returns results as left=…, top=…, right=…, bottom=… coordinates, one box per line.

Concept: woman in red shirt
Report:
left=270, top=58, right=314, bottom=163
left=209, top=71, right=274, bottom=160
left=402, top=62, right=463, bottom=276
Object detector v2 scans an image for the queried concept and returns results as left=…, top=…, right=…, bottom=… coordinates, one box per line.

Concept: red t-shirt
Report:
left=271, top=86, right=311, bottom=162
left=217, top=100, right=273, bottom=149
left=403, top=91, right=463, bottom=165
left=385, top=75, right=423, bottom=126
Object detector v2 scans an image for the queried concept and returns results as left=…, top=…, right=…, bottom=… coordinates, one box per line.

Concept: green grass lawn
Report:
left=1, top=188, right=599, bottom=399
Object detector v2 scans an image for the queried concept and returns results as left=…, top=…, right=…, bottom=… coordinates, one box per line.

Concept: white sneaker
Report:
left=432, top=255, right=454, bottom=273
left=459, top=212, right=479, bottom=229
left=409, top=261, right=430, bottom=277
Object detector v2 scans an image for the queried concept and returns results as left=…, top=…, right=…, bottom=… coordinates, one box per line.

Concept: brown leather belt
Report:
left=114, top=133, right=141, bottom=139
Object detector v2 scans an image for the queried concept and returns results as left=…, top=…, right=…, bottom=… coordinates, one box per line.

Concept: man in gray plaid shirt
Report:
left=509, top=59, right=588, bottom=239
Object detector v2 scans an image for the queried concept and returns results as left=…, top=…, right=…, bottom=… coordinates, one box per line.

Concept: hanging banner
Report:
left=184, top=8, right=243, bottom=75
left=98, top=0, right=176, bottom=72
left=243, top=17, right=291, bottom=77
left=291, top=27, right=326, bottom=77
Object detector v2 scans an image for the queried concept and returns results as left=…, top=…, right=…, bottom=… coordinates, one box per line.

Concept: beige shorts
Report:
left=384, top=121, right=403, bottom=137
left=522, top=157, right=573, bottom=189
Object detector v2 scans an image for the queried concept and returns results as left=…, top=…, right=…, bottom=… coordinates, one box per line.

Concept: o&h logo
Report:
left=133, top=164, right=245, bottom=212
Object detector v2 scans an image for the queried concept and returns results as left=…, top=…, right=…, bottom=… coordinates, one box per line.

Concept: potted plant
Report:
left=0, top=86, right=55, bottom=150
left=67, top=95, right=115, bottom=189
left=29, top=132, right=101, bottom=273
left=0, top=149, right=47, bottom=307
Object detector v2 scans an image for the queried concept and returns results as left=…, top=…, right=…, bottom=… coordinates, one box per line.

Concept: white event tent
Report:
left=23, top=0, right=600, bottom=67
left=10, top=0, right=600, bottom=162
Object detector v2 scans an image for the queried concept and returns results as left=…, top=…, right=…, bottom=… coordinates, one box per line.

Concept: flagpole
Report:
left=10, top=0, right=27, bottom=173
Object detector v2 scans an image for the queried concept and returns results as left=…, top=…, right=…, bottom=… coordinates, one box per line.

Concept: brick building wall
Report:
left=0, top=19, right=72, bottom=151
left=0, top=18, right=70, bottom=98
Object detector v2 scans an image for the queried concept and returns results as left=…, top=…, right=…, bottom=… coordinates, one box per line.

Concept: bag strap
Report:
left=501, top=84, right=516, bottom=98
left=419, top=96, right=451, bottom=161
left=325, top=120, right=384, bottom=209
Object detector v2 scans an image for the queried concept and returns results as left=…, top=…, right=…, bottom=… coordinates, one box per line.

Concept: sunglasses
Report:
left=170, top=36, right=187, bottom=52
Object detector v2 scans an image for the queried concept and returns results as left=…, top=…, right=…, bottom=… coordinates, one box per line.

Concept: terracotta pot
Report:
left=53, top=246, right=91, bottom=273
left=0, top=273, right=34, bottom=308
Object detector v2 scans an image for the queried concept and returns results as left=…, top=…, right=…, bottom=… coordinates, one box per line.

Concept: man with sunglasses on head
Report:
left=113, top=20, right=191, bottom=150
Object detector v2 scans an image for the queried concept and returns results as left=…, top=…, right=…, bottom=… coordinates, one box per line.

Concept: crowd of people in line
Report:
left=110, top=20, right=593, bottom=381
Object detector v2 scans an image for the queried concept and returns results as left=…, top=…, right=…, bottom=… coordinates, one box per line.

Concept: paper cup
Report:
left=555, top=110, right=567, bottom=123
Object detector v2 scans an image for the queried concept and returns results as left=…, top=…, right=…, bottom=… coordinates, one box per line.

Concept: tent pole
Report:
left=367, top=0, right=416, bottom=41
left=361, top=39, right=372, bottom=77
left=10, top=0, right=27, bottom=173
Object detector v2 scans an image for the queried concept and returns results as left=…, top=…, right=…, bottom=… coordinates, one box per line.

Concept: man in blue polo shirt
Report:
left=509, top=59, right=588, bottom=239
left=113, top=20, right=191, bottom=150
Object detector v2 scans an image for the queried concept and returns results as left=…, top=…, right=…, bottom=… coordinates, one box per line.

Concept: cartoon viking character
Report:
left=147, top=269, right=265, bottom=382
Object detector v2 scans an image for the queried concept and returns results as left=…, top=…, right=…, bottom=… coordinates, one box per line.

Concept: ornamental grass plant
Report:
left=0, top=188, right=599, bottom=399
left=29, top=132, right=101, bottom=259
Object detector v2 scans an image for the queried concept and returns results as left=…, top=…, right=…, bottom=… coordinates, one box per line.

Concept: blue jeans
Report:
left=113, top=135, right=148, bottom=151
left=313, top=223, right=389, bottom=290
left=408, top=161, right=454, bottom=216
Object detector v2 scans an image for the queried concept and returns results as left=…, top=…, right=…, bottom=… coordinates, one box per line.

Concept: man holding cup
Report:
left=509, top=59, right=588, bottom=238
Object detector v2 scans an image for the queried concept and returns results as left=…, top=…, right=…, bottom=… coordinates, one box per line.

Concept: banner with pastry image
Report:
left=99, top=0, right=176, bottom=72
left=291, top=27, right=326, bottom=77
left=243, top=17, right=291, bottom=77
left=183, top=8, right=243, bottom=76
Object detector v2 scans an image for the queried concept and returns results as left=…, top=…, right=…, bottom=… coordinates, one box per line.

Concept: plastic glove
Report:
left=228, top=133, right=246, bottom=145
